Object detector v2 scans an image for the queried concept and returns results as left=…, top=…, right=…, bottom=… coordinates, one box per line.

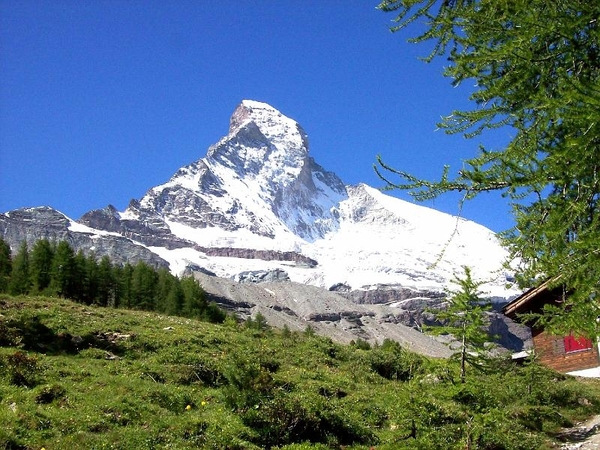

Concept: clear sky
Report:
left=0, top=1, right=514, bottom=233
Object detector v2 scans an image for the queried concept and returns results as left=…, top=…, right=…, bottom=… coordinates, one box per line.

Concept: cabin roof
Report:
left=502, top=277, right=561, bottom=321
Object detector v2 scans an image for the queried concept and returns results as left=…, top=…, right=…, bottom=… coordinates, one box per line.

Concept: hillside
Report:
left=2, top=295, right=600, bottom=449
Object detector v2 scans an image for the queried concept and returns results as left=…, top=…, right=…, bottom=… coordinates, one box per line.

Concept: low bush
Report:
left=2, top=350, right=43, bottom=387
left=367, top=339, right=425, bottom=381
left=241, top=392, right=377, bottom=449
left=177, top=361, right=225, bottom=386
left=35, top=384, right=66, bottom=404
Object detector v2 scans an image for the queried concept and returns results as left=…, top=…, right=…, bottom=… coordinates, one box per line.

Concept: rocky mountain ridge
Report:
left=0, top=100, right=528, bottom=351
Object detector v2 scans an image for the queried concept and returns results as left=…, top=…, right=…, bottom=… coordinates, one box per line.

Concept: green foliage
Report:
left=223, top=351, right=279, bottom=411
left=8, top=241, right=30, bottom=296
left=130, top=261, right=157, bottom=310
left=177, top=360, right=225, bottom=387
left=304, top=324, right=316, bottom=337
left=376, top=0, right=600, bottom=335
left=281, top=324, right=293, bottom=340
left=427, top=267, right=493, bottom=382
left=0, top=295, right=598, bottom=449
left=49, top=240, right=76, bottom=298
left=0, top=238, right=226, bottom=324
left=368, top=338, right=425, bottom=381
left=245, top=312, right=271, bottom=333
left=29, top=239, right=53, bottom=295
left=179, top=275, right=225, bottom=322
left=96, top=255, right=116, bottom=307
left=0, top=238, right=10, bottom=294
left=1, top=350, right=43, bottom=387
left=35, top=384, right=67, bottom=404
left=241, top=393, right=376, bottom=449
left=350, top=338, right=371, bottom=350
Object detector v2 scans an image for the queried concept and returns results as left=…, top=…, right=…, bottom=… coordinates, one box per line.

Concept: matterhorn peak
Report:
left=205, top=101, right=317, bottom=197
left=226, top=100, right=309, bottom=152
left=3, top=99, right=517, bottom=314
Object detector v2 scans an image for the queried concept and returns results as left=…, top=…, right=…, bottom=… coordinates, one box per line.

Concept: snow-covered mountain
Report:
left=0, top=100, right=529, bottom=351
left=71, top=100, right=514, bottom=299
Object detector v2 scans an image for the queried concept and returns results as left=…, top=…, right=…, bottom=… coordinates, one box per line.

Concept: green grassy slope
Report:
left=1, top=294, right=600, bottom=449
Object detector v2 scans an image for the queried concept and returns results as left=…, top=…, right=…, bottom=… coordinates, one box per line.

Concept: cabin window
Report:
left=563, top=334, right=593, bottom=353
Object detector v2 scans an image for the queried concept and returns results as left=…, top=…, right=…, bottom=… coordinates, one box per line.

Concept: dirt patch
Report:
left=558, top=415, right=600, bottom=449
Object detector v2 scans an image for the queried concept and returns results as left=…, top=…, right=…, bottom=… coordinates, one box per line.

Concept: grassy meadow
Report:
left=1, top=294, right=600, bottom=449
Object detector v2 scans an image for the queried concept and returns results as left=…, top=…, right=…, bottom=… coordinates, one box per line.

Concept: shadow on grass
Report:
left=1, top=315, right=126, bottom=356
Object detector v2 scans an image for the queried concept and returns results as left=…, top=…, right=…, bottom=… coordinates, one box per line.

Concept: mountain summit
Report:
left=87, top=100, right=346, bottom=246
left=74, top=100, right=513, bottom=298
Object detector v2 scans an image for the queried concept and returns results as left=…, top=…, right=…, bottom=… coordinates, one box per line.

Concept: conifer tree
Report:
left=96, top=255, right=115, bottom=307
left=29, top=239, right=54, bottom=295
left=0, top=238, right=11, bottom=293
left=376, top=1, right=600, bottom=335
left=166, top=278, right=185, bottom=316
left=181, top=275, right=206, bottom=318
left=117, top=263, right=134, bottom=309
left=130, top=261, right=157, bottom=310
left=49, top=241, right=76, bottom=298
left=81, top=252, right=99, bottom=305
left=155, top=267, right=173, bottom=313
left=427, top=267, right=491, bottom=383
left=71, top=250, right=92, bottom=304
left=8, top=241, right=30, bottom=296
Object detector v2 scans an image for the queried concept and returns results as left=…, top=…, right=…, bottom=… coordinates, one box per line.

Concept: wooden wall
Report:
left=532, top=328, right=600, bottom=373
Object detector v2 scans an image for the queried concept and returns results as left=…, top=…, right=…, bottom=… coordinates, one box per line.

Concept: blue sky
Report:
left=0, top=1, right=514, bottom=233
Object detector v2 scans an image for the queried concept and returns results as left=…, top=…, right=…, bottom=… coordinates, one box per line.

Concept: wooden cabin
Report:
left=503, top=279, right=599, bottom=374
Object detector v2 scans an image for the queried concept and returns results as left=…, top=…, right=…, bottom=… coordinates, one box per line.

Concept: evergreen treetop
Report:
left=0, top=237, right=225, bottom=324
left=427, top=266, right=492, bottom=383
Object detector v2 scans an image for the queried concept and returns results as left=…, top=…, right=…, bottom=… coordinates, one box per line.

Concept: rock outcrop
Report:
left=0, top=207, right=167, bottom=268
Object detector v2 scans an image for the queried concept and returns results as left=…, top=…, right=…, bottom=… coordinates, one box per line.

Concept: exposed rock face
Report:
left=338, top=284, right=446, bottom=305
left=233, top=269, right=290, bottom=283
left=80, top=203, right=191, bottom=249
left=0, top=207, right=168, bottom=268
left=192, top=271, right=454, bottom=358
left=1, top=207, right=71, bottom=243
left=196, top=247, right=317, bottom=266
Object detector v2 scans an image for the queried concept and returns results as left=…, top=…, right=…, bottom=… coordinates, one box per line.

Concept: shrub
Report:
left=0, top=318, right=21, bottom=346
left=2, top=351, right=43, bottom=387
left=177, top=361, right=225, bottom=387
left=202, top=303, right=227, bottom=324
left=241, top=393, right=377, bottom=449
left=367, top=340, right=424, bottom=381
left=35, top=384, right=66, bottom=404
left=147, top=387, right=195, bottom=413
left=241, top=395, right=319, bottom=448
left=181, top=420, right=209, bottom=446
left=223, top=355, right=277, bottom=410
left=451, top=382, right=499, bottom=412
left=513, top=405, right=570, bottom=432
left=0, top=428, right=26, bottom=450
left=350, top=338, right=371, bottom=350
left=245, top=312, right=271, bottom=333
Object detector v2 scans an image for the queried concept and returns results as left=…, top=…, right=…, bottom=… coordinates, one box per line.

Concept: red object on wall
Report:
left=564, top=334, right=593, bottom=353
